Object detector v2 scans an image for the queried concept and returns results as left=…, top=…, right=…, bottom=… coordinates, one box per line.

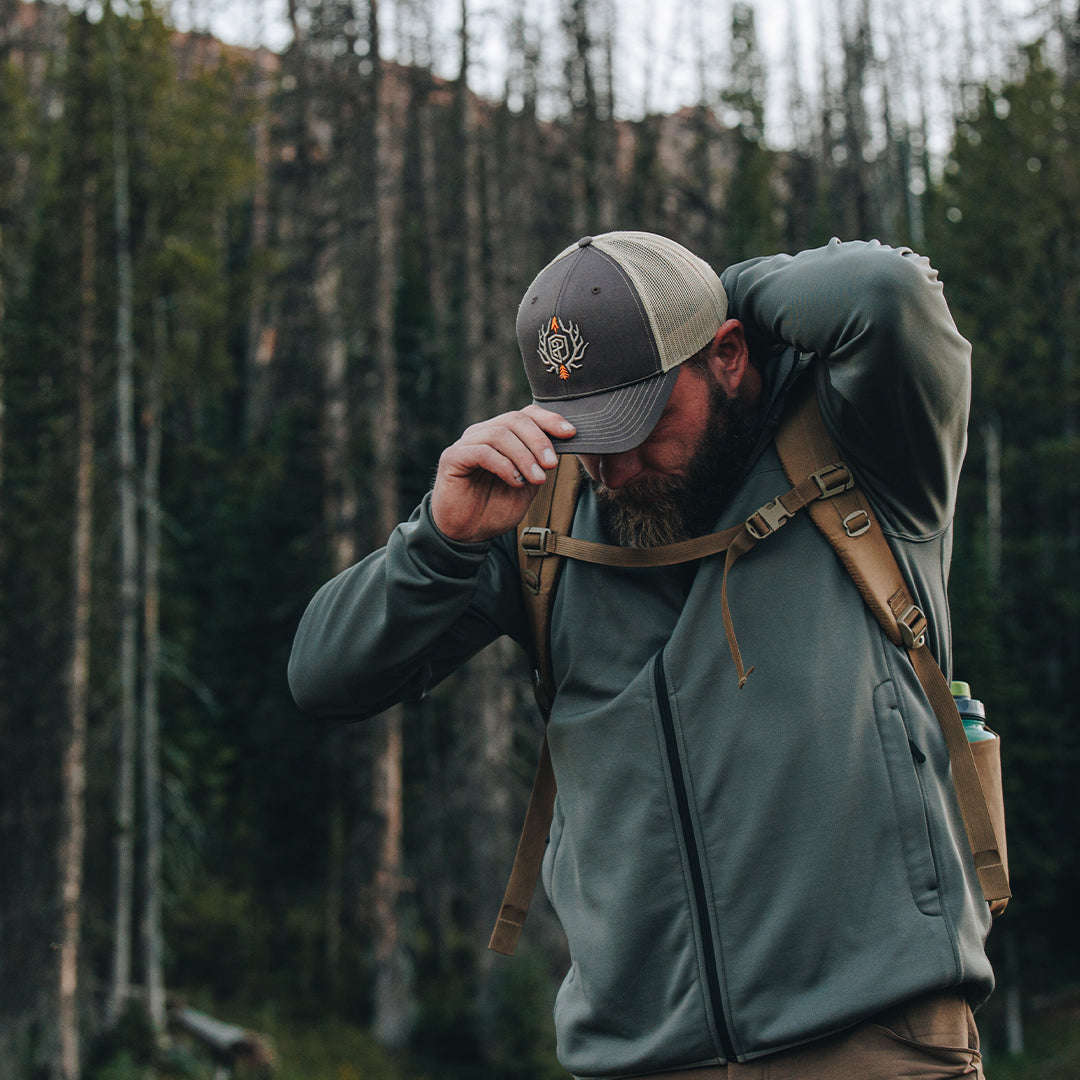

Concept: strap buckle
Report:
left=745, top=498, right=791, bottom=541
left=811, top=463, right=855, bottom=498
left=520, top=527, right=554, bottom=555
left=898, top=604, right=928, bottom=649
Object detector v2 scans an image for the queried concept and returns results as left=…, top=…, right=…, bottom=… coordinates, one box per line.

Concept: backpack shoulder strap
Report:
left=774, top=379, right=1010, bottom=910
left=488, top=456, right=581, bottom=956
left=518, top=456, right=583, bottom=716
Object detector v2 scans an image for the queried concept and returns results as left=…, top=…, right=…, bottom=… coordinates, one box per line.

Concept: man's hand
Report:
left=431, top=405, right=576, bottom=543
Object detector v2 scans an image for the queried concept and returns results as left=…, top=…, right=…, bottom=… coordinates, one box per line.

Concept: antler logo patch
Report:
left=537, top=315, right=588, bottom=381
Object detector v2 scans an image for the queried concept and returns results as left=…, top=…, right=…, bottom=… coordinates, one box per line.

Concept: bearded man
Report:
left=289, top=233, right=993, bottom=1080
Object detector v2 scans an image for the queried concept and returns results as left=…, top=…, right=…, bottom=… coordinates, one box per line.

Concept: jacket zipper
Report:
left=653, top=653, right=737, bottom=1063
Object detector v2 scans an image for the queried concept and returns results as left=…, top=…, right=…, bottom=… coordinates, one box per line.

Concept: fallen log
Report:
left=169, top=1005, right=275, bottom=1074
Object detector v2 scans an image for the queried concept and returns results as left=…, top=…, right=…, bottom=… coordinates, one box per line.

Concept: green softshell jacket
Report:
left=288, top=240, right=993, bottom=1079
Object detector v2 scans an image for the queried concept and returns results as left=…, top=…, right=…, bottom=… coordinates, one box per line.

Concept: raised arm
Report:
left=722, top=239, right=971, bottom=534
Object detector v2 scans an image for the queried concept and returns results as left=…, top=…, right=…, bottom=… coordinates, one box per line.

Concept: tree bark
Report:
left=417, top=86, right=450, bottom=368
left=459, top=0, right=487, bottom=426
left=140, top=296, right=166, bottom=1031
left=314, top=239, right=359, bottom=577
left=313, top=224, right=359, bottom=980
left=370, top=0, right=410, bottom=1048
left=58, top=172, right=97, bottom=1080
left=106, top=10, right=139, bottom=1026
left=243, top=49, right=276, bottom=444
left=0, top=221, right=5, bottom=553
left=564, top=0, right=598, bottom=236
left=984, top=413, right=1003, bottom=597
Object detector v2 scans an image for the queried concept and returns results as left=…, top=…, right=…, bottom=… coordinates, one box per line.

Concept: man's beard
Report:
left=589, top=380, right=754, bottom=548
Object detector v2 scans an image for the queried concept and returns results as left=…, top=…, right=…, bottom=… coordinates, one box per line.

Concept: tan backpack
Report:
left=489, top=381, right=1009, bottom=956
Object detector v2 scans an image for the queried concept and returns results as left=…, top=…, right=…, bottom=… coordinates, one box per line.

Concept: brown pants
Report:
left=621, top=991, right=983, bottom=1080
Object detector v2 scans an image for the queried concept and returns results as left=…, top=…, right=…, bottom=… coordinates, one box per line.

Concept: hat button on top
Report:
left=577, top=236, right=593, bottom=247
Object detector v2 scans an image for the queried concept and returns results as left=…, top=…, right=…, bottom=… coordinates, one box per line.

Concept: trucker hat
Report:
left=516, top=231, right=728, bottom=454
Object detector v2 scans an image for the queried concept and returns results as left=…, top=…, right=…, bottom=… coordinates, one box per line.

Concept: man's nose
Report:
left=598, top=450, right=642, bottom=490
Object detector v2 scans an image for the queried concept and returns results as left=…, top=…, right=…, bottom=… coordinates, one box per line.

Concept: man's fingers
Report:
left=450, top=410, right=572, bottom=483
left=520, top=403, right=578, bottom=440
left=441, top=439, right=546, bottom=488
left=431, top=408, right=576, bottom=542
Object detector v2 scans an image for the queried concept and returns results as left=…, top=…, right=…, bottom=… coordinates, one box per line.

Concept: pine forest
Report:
left=1, top=0, right=1079, bottom=1076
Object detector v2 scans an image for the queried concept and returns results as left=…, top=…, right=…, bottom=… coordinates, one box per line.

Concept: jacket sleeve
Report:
left=721, top=238, right=971, bottom=536
left=288, top=492, right=525, bottom=721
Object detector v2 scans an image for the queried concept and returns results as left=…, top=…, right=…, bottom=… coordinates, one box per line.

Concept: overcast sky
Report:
left=180, top=0, right=1053, bottom=151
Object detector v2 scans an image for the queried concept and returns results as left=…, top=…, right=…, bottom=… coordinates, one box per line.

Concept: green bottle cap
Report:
left=951, top=680, right=971, bottom=697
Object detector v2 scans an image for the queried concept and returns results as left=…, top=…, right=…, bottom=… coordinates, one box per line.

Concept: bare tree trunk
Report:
left=417, top=90, right=449, bottom=362
left=595, top=0, right=617, bottom=229
left=839, top=0, right=874, bottom=238
left=0, top=222, right=5, bottom=545
left=984, top=414, right=1003, bottom=597
left=370, top=706, right=407, bottom=1047
left=244, top=50, right=276, bottom=444
left=140, top=296, right=167, bottom=1031
left=459, top=0, right=487, bottom=426
left=106, top=10, right=139, bottom=1026
left=313, top=229, right=359, bottom=979
left=565, top=0, right=598, bottom=235
left=473, top=105, right=518, bottom=908
left=486, top=126, right=521, bottom=415
left=370, top=0, right=410, bottom=1047
left=58, top=173, right=97, bottom=1080
left=314, top=240, right=359, bottom=577
left=0, top=219, right=5, bottom=810
left=982, top=411, right=1025, bottom=1057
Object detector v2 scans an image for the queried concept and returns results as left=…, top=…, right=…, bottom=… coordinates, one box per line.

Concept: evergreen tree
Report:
left=927, top=41, right=1080, bottom=985
left=721, top=2, right=779, bottom=261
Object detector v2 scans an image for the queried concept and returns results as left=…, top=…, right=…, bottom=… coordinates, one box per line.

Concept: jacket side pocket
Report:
left=874, top=679, right=940, bottom=914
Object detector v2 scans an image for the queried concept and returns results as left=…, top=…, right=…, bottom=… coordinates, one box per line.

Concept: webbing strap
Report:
left=518, top=457, right=584, bottom=714
left=489, top=460, right=581, bottom=957
left=775, top=381, right=1010, bottom=907
left=521, top=522, right=745, bottom=567
left=519, top=464, right=856, bottom=688
left=489, top=734, right=558, bottom=955
left=519, top=465, right=853, bottom=569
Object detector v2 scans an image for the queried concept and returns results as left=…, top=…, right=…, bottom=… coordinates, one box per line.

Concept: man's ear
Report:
left=706, top=319, right=751, bottom=396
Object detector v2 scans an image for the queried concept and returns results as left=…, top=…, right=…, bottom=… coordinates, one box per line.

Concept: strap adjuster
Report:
left=898, top=604, right=928, bottom=648
left=843, top=510, right=871, bottom=537
left=520, top=527, right=554, bottom=555
left=745, top=498, right=791, bottom=541
left=811, top=463, right=855, bottom=498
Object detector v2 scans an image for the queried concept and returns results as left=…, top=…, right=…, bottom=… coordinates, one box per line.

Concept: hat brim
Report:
left=534, top=367, right=681, bottom=455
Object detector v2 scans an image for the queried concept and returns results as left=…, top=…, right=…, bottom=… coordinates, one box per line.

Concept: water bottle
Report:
left=951, top=680, right=997, bottom=742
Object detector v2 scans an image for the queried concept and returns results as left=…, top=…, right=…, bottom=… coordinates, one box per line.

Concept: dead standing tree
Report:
left=104, top=6, right=140, bottom=1027
left=58, top=169, right=97, bottom=1080
left=368, top=0, right=410, bottom=1048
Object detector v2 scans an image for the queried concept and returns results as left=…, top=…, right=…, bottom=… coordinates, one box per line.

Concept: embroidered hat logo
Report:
left=537, top=315, right=589, bottom=381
